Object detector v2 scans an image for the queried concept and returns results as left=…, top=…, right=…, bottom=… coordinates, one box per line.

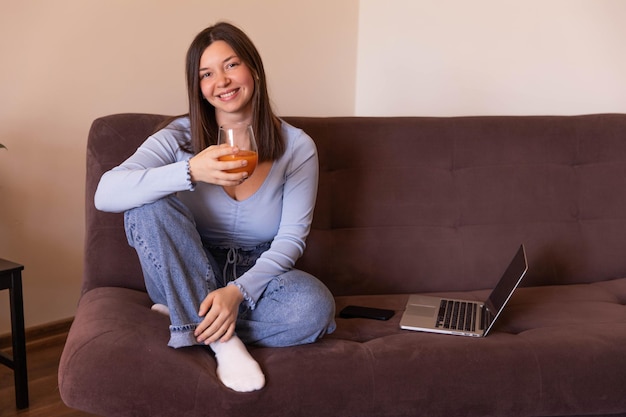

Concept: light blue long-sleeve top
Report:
left=94, top=116, right=319, bottom=308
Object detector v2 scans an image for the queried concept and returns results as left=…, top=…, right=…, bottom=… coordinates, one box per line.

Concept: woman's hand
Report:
left=195, top=285, right=244, bottom=345
left=188, top=144, right=249, bottom=185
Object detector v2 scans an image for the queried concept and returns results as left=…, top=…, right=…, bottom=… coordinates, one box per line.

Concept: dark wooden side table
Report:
left=0, top=258, right=29, bottom=409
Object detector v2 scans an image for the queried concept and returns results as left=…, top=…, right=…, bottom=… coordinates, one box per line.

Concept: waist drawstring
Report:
left=223, top=247, right=241, bottom=283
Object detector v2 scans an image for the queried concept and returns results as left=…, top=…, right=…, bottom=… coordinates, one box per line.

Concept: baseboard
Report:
left=0, top=317, right=74, bottom=350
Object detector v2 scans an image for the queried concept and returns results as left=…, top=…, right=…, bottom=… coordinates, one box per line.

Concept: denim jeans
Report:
left=124, top=195, right=336, bottom=348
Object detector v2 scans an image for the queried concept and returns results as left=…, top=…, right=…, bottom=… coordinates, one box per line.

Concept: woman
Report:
left=94, top=22, right=336, bottom=392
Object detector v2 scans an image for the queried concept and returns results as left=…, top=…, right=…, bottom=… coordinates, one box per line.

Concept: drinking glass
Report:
left=217, top=124, right=258, bottom=175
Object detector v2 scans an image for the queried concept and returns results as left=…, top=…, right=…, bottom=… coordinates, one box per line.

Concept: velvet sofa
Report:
left=59, top=113, right=626, bottom=417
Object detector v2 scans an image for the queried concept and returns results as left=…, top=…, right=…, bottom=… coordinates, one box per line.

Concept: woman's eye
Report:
left=226, top=62, right=239, bottom=70
left=200, top=72, right=212, bottom=79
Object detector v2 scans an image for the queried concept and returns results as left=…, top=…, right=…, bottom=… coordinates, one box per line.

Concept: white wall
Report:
left=0, top=0, right=359, bottom=334
left=2, top=0, right=625, bottom=334
left=356, top=0, right=626, bottom=116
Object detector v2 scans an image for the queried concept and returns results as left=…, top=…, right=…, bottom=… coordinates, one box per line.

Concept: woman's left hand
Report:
left=195, top=285, right=244, bottom=345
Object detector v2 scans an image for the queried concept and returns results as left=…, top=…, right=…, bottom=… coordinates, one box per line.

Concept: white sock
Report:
left=151, top=303, right=170, bottom=316
left=210, top=335, right=265, bottom=392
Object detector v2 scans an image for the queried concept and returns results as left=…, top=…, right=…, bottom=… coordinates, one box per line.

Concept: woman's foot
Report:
left=151, top=303, right=170, bottom=316
left=210, top=335, right=265, bottom=392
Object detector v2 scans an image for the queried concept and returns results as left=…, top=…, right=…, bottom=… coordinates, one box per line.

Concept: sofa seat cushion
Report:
left=59, top=278, right=626, bottom=417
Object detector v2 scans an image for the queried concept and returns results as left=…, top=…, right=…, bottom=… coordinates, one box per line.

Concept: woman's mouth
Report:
left=218, top=89, right=239, bottom=100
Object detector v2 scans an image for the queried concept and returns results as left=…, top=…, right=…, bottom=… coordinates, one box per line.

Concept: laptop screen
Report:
left=484, top=245, right=528, bottom=322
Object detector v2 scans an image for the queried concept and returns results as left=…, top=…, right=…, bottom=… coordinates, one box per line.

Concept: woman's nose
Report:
left=216, top=72, right=230, bottom=87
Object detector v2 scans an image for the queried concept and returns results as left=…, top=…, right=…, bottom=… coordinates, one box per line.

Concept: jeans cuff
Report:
left=168, top=324, right=199, bottom=348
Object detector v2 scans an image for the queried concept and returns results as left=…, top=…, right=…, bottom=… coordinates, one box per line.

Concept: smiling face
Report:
left=199, top=40, right=256, bottom=126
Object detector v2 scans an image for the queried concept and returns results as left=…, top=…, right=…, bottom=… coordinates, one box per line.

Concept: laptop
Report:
left=400, top=244, right=528, bottom=337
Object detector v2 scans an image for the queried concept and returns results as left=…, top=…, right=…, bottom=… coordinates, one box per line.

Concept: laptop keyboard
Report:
left=436, top=299, right=479, bottom=332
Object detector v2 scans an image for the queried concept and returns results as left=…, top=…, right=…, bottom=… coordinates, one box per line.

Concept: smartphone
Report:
left=339, top=305, right=395, bottom=321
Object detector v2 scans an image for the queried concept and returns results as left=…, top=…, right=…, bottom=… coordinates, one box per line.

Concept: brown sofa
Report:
left=59, top=113, right=626, bottom=417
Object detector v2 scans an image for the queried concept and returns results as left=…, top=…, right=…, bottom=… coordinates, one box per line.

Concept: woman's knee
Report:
left=238, top=271, right=336, bottom=347
left=125, top=195, right=191, bottom=225
left=124, top=195, right=195, bottom=246
left=279, top=270, right=336, bottom=332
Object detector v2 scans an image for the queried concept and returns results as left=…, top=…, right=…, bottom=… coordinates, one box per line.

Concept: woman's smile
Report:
left=217, top=88, right=239, bottom=100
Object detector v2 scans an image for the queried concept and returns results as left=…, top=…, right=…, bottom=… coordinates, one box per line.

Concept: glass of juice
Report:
left=217, top=124, right=258, bottom=175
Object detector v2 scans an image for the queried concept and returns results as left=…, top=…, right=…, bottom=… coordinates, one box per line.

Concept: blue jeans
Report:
left=124, top=195, right=336, bottom=348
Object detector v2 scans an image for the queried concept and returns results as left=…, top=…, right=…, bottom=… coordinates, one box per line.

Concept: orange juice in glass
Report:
left=217, top=124, right=258, bottom=175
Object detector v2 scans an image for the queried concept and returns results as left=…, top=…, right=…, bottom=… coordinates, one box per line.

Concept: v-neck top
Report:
left=94, top=116, right=319, bottom=307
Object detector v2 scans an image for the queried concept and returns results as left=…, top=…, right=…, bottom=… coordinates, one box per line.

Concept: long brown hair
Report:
left=185, top=22, right=284, bottom=161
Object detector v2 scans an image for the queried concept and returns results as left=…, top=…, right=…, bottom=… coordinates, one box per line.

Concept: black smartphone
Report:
left=339, top=305, right=395, bottom=321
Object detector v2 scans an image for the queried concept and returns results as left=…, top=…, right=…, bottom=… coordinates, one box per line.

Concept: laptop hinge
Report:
left=480, top=305, right=493, bottom=330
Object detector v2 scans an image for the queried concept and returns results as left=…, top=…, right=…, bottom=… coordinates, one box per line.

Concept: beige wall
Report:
left=356, top=0, right=626, bottom=116
left=1, top=0, right=625, bottom=334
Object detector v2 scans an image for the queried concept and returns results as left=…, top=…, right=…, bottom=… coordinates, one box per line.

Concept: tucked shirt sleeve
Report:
left=230, top=128, right=319, bottom=308
left=94, top=120, right=195, bottom=213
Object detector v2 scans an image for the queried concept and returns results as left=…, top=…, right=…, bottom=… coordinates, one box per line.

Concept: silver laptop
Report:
left=400, top=244, right=528, bottom=337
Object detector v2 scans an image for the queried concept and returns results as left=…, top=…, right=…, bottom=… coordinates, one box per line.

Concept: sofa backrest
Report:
left=84, top=113, right=626, bottom=296
left=84, top=113, right=167, bottom=293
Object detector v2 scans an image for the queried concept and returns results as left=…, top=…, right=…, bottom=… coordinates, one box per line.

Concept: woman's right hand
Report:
left=195, top=285, right=244, bottom=345
left=188, top=144, right=249, bottom=185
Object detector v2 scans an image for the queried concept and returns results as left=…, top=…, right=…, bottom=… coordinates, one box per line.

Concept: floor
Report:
left=0, top=331, right=96, bottom=417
